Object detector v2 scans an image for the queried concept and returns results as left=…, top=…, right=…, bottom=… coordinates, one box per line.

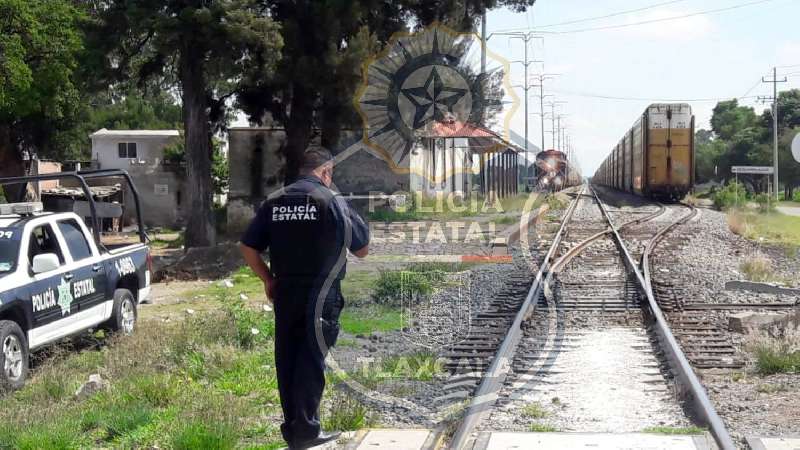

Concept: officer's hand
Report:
left=265, top=279, right=277, bottom=303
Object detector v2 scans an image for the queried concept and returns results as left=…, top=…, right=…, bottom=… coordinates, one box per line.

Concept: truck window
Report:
left=28, top=224, right=65, bottom=267
left=0, top=229, right=20, bottom=278
left=57, top=219, right=93, bottom=261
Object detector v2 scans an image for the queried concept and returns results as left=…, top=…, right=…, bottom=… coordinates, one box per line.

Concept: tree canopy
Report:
left=86, top=0, right=283, bottom=247
left=696, top=90, right=800, bottom=198
left=237, top=0, right=536, bottom=182
left=0, top=0, right=86, bottom=196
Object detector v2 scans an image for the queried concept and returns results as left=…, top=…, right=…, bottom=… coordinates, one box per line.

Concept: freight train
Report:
left=593, top=103, right=694, bottom=200
left=534, top=149, right=582, bottom=192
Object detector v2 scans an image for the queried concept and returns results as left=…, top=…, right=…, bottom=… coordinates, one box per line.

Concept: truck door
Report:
left=54, top=219, right=108, bottom=316
left=26, top=224, right=69, bottom=331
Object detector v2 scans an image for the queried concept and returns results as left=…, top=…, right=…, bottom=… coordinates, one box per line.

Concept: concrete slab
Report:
left=746, top=436, right=800, bottom=450
left=479, top=432, right=712, bottom=450
left=354, top=429, right=433, bottom=450
left=777, top=206, right=800, bottom=217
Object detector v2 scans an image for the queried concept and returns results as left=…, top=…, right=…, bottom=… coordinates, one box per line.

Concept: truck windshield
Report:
left=0, top=230, right=20, bottom=278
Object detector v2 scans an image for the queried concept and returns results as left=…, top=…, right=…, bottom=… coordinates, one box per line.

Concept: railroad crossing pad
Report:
left=339, top=429, right=437, bottom=449
left=746, top=436, right=800, bottom=450
left=473, top=432, right=714, bottom=450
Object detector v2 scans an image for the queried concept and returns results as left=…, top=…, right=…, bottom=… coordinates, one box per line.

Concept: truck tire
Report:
left=0, top=320, right=29, bottom=391
left=104, top=289, right=137, bottom=335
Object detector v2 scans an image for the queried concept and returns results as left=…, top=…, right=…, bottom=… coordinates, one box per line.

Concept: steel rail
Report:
left=542, top=201, right=666, bottom=301
left=448, top=185, right=586, bottom=450
left=642, top=203, right=699, bottom=291
left=591, top=187, right=736, bottom=450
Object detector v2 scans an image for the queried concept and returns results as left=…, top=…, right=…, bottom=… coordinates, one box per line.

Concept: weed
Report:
left=755, top=193, right=776, bottom=213
left=322, top=392, right=374, bottom=431
left=171, top=421, right=237, bottom=450
left=372, top=270, right=436, bottom=305
left=731, top=372, right=745, bottom=382
left=642, top=426, right=706, bottom=435
left=521, top=402, right=548, bottom=419
left=756, top=383, right=788, bottom=393
left=528, top=423, right=558, bottom=432
left=219, top=292, right=275, bottom=347
left=747, top=329, right=800, bottom=374
left=739, top=256, right=774, bottom=282
left=727, top=211, right=749, bottom=236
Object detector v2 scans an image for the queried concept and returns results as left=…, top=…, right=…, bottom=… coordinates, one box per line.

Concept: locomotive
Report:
left=534, top=149, right=581, bottom=192
left=593, top=103, right=694, bottom=200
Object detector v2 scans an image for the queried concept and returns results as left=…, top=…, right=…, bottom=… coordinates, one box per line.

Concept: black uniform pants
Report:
left=274, top=279, right=343, bottom=445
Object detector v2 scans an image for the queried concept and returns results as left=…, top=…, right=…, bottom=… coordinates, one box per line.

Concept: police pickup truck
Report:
left=0, top=170, right=151, bottom=390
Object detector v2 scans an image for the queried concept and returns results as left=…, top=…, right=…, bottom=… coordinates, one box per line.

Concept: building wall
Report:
left=226, top=128, right=408, bottom=233
left=91, top=135, right=178, bottom=170
left=409, top=137, right=471, bottom=196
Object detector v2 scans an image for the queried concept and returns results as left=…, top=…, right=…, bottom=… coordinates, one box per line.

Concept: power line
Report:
left=497, top=0, right=687, bottom=31
left=499, top=0, right=778, bottom=35
left=549, top=89, right=760, bottom=102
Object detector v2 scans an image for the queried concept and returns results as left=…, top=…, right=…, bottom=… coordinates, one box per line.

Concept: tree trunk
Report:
left=179, top=44, right=216, bottom=248
left=283, top=81, right=315, bottom=184
left=0, top=125, right=28, bottom=201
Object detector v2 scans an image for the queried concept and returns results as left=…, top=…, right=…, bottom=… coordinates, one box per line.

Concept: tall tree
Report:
left=237, top=0, right=536, bottom=182
left=0, top=0, right=85, bottom=198
left=710, top=100, right=758, bottom=141
left=86, top=1, right=282, bottom=247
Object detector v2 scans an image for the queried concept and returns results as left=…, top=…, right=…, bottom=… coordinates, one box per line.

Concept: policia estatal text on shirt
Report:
left=239, top=147, right=369, bottom=450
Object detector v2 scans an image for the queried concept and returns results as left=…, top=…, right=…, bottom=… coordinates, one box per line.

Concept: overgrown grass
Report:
left=150, top=232, right=185, bottom=250
left=642, top=426, right=706, bottom=435
left=727, top=210, right=800, bottom=248
left=0, top=294, right=287, bottom=449
left=747, top=329, right=800, bottom=375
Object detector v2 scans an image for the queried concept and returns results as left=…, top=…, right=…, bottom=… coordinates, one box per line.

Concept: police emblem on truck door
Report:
left=57, top=278, right=74, bottom=316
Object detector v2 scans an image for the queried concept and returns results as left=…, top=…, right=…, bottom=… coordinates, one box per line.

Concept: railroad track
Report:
left=445, top=185, right=736, bottom=450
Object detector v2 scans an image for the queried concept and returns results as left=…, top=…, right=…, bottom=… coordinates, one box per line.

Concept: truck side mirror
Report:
left=32, top=254, right=60, bottom=274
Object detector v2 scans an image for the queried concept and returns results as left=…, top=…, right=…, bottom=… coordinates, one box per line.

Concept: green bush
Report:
left=755, top=193, right=776, bottom=213
left=713, top=180, right=746, bottom=210
left=793, top=191, right=800, bottom=202
left=372, top=268, right=445, bottom=305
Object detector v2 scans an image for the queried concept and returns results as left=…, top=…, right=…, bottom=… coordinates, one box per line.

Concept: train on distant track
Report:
left=593, top=103, right=694, bottom=200
left=534, top=149, right=582, bottom=192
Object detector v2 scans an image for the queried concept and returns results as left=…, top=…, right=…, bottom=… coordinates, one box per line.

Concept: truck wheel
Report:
left=0, top=320, right=29, bottom=391
left=105, top=289, right=137, bottom=335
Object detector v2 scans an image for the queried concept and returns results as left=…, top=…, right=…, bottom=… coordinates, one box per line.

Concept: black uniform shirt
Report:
left=241, top=175, right=369, bottom=281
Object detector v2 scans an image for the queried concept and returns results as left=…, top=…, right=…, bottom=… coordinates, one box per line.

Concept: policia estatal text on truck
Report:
left=240, top=147, right=370, bottom=450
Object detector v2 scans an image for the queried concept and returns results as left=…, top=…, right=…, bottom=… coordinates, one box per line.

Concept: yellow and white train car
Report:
left=594, top=103, right=694, bottom=199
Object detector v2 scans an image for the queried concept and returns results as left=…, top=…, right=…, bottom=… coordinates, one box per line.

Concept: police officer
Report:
left=239, top=147, right=369, bottom=449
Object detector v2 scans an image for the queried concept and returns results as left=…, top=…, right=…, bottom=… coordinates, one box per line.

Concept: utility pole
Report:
left=546, top=101, right=566, bottom=149
left=486, top=32, right=543, bottom=185
left=481, top=13, right=487, bottom=76
left=530, top=73, right=560, bottom=155
left=762, top=67, right=787, bottom=200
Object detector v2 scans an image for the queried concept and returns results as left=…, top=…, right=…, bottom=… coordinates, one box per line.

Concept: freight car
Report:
left=535, top=149, right=581, bottom=191
left=594, top=103, right=694, bottom=200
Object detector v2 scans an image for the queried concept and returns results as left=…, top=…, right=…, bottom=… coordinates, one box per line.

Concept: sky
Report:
left=483, top=0, right=800, bottom=176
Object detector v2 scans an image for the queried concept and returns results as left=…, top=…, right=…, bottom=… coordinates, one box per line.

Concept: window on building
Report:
left=118, top=142, right=138, bottom=159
